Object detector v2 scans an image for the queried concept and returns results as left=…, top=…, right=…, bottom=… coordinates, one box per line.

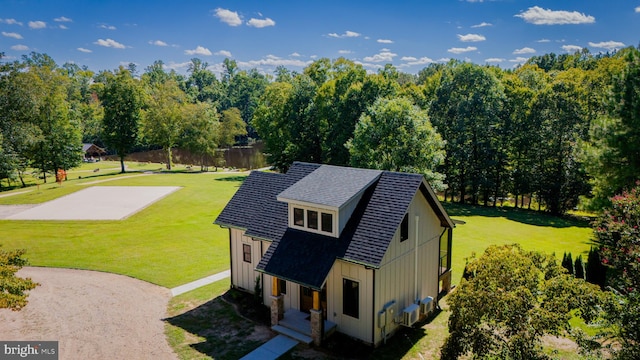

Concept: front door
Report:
left=300, top=286, right=313, bottom=313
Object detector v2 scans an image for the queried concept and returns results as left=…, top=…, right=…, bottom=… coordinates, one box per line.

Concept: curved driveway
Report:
left=0, top=267, right=177, bottom=360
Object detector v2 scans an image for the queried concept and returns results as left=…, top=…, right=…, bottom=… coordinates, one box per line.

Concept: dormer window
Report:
left=321, top=213, right=333, bottom=233
left=308, top=210, right=318, bottom=229
left=290, top=206, right=336, bottom=236
left=294, top=208, right=304, bottom=226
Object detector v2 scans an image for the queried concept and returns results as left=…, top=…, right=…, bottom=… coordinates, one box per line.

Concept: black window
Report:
left=243, top=244, right=251, bottom=263
left=400, top=213, right=409, bottom=242
left=279, top=279, right=287, bottom=295
left=321, top=212, right=333, bottom=233
left=294, top=208, right=304, bottom=226
left=343, top=278, right=359, bottom=318
left=307, top=210, right=318, bottom=230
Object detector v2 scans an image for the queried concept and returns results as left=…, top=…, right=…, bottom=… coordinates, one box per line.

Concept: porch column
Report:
left=270, top=277, right=284, bottom=326
left=310, top=289, right=324, bottom=346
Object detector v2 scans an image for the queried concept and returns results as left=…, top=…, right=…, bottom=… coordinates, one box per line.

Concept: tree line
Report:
left=253, top=47, right=640, bottom=214
left=0, top=54, right=260, bottom=185
left=2, top=47, right=640, bottom=214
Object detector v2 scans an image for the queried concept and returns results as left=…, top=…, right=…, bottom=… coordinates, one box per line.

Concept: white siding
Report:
left=372, top=190, right=443, bottom=345
left=261, top=273, right=301, bottom=311
left=229, top=228, right=262, bottom=293
left=326, top=260, right=374, bottom=344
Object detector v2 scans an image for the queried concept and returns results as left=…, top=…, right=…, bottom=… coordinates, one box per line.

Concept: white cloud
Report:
left=238, top=57, right=312, bottom=69
left=471, top=22, right=492, bottom=28
left=2, top=32, right=23, bottom=39
left=215, top=50, right=232, bottom=57
left=485, top=58, right=505, bottom=63
left=99, top=24, right=117, bottom=30
left=149, top=40, right=168, bottom=46
left=11, top=44, right=29, bottom=51
left=215, top=8, right=242, bottom=26
left=401, top=56, right=435, bottom=66
left=458, top=33, right=486, bottom=42
left=515, top=6, right=595, bottom=25
left=328, top=30, right=361, bottom=38
left=28, top=21, right=46, bottom=29
left=54, top=16, right=72, bottom=22
left=509, top=57, right=530, bottom=63
left=77, top=47, right=92, bottom=53
left=448, top=46, right=477, bottom=54
left=338, top=50, right=352, bottom=54
left=94, top=38, right=126, bottom=49
left=537, top=39, right=551, bottom=43
left=562, top=45, right=583, bottom=53
left=513, top=47, right=536, bottom=54
left=636, top=6, right=640, bottom=13
left=59, top=24, right=68, bottom=30
left=377, top=39, right=393, bottom=44
left=290, top=52, right=301, bottom=57
left=165, top=61, right=192, bottom=71
left=363, top=50, right=397, bottom=62
left=247, top=17, right=275, bottom=28
left=0, top=18, right=23, bottom=26
left=185, top=46, right=212, bottom=56
left=588, top=41, right=625, bottom=51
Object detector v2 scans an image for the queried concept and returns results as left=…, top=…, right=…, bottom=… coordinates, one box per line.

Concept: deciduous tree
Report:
left=442, top=244, right=605, bottom=360
left=100, top=67, right=144, bottom=173
left=0, top=246, right=38, bottom=311
left=348, top=97, right=446, bottom=190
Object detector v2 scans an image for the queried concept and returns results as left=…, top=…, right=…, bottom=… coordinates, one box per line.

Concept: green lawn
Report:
left=0, top=171, right=243, bottom=288
left=443, top=202, right=594, bottom=286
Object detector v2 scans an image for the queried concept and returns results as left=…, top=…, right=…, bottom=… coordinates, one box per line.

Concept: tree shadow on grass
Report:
left=443, top=202, right=591, bottom=229
left=164, top=289, right=270, bottom=360
left=214, top=175, right=247, bottom=183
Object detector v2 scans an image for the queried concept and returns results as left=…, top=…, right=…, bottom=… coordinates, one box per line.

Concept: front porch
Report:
left=272, top=309, right=337, bottom=344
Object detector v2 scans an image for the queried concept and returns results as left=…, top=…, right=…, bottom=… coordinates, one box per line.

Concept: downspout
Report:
left=414, top=215, right=420, bottom=303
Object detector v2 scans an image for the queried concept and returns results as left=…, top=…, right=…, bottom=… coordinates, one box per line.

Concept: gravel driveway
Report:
left=0, top=267, right=177, bottom=360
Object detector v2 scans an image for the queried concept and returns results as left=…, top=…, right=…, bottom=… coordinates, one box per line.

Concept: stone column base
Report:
left=310, top=309, right=324, bottom=346
left=271, top=295, right=284, bottom=326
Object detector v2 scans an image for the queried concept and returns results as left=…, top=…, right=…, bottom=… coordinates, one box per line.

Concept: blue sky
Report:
left=1, top=1, right=638, bottom=76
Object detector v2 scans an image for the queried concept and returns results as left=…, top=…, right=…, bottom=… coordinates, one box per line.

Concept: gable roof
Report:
left=277, top=165, right=382, bottom=209
left=215, top=162, right=454, bottom=290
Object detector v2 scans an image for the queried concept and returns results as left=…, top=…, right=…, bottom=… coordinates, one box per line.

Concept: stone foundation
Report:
left=270, top=295, right=284, bottom=326
left=310, top=309, right=324, bottom=346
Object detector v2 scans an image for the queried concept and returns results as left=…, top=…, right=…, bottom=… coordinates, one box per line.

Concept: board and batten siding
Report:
left=261, top=273, right=301, bottom=311
left=326, top=259, right=374, bottom=344
left=229, top=228, right=264, bottom=293
left=372, top=190, right=443, bottom=345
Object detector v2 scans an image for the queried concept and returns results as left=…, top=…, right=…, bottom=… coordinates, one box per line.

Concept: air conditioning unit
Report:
left=420, top=296, right=434, bottom=316
left=401, top=303, right=420, bottom=327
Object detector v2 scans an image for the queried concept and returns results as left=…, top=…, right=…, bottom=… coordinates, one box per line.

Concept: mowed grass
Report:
left=0, top=171, right=245, bottom=288
left=443, top=202, right=594, bottom=286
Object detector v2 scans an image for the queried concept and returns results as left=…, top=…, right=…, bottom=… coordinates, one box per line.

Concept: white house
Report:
left=215, top=162, right=454, bottom=347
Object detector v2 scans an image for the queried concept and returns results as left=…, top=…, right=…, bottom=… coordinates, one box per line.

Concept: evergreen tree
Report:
left=574, top=255, right=585, bottom=280
left=586, top=247, right=606, bottom=288
left=562, top=252, right=574, bottom=275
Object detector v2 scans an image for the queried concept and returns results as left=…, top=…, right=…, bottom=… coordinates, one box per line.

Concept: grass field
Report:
left=0, top=166, right=596, bottom=289
left=0, top=169, right=241, bottom=288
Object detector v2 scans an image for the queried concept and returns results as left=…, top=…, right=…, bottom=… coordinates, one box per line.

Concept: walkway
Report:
left=170, top=270, right=231, bottom=296
left=240, top=335, right=298, bottom=360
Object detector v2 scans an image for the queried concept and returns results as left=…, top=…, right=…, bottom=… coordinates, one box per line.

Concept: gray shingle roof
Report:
left=215, top=162, right=453, bottom=290
left=277, top=165, right=382, bottom=208
left=214, top=162, right=320, bottom=241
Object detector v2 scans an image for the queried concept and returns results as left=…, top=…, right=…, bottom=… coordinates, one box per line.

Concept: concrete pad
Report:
left=240, top=335, right=297, bottom=360
left=5, top=186, right=181, bottom=220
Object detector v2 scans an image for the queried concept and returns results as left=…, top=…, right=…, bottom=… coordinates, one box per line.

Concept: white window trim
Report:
left=288, top=203, right=337, bottom=237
